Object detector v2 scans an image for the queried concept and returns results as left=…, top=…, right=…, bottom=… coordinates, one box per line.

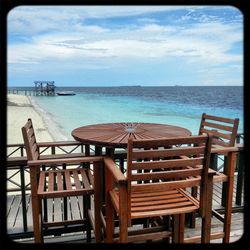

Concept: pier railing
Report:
left=6, top=136, right=244, bottom=239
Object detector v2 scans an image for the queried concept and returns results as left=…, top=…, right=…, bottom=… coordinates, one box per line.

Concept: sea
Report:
left=9, top=86, right=244, bottom=141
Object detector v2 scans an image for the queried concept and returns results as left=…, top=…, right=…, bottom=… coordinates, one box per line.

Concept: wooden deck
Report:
left=13, top=212, right=244, bottom=243
left=7, top=173, right=244, bottom=243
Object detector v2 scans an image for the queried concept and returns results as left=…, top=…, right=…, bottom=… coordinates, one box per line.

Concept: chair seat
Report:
left=110, top=188, right=199, bottom=219
left=37, top=168, right=94, bottom=198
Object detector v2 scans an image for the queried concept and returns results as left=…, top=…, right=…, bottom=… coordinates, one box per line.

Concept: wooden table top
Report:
left=71, top=122, right=192, bottom=148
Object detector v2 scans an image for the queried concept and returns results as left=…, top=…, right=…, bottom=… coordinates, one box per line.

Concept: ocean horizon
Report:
left=8, top=86, right=244, bottom=141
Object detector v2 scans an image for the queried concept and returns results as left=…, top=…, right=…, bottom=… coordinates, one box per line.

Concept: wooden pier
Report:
left=34, top=81, right=55, bottom=96
left=8, top=81, right=56, bottom=96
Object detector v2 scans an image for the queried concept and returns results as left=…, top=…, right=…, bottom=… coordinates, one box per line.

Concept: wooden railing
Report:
left=6, top=136, right=244, bottom=239
left=235, top=133, right=244, bottom=206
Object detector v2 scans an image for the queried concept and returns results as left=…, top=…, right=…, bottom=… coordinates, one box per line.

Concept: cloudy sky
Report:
left=7, top=5, right=243, bottom=86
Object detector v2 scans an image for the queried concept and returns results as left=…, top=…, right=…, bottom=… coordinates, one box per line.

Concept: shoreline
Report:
left=7, top=94, right=71, bottom=193
left=7, top=94, right=55, bottom=145
left=28, top=96, right=70, bottom=141
left=7, top=93, right=55, bottom=192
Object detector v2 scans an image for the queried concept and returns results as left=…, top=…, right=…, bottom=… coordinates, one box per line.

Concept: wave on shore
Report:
left=28, top=96, right=70, bottom=141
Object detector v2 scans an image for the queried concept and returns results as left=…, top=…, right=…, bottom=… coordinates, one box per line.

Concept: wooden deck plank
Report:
left=53, top=197, right=63, bottom=222
left=46, top=198, right=54, bottom=223
left=13, top=212, right=243, bottom=243
left=77, top=196, right=84, bottom=219
left=7, top=173, right=244, bottom=237
left=7, top=195, right=22, bottom=233
left=185, top=212, right=244, bottom=243
left=7, top=195, right=15, bottom=217
left=14, top=196, right=27, bottom=233
left=68, top=196, right=82, bottom=220
left=26, top=194, right=33, bottom=231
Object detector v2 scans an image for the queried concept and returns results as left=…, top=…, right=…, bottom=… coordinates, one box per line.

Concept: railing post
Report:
left=211, top=153, right=218, bottom=171
left=83, top=144, right=90, bottom=171
left=221, top=155, right=227, bottom=207
left=95, top=146, right=102, bottom=156
left=42, top=165, right=48, bottom=223
left=85, top=144, right=90, bottom=157
left=21, top=146, right=24, bottom=157
left=95, top=146, right=105, bottom=203
left=51, top=146, right=55, bottom=155
left=62, top=163, right=68, bottom=224
left=83, top=144, right=90, bottom=238
left=235, top=151, right=244, bottom=206
left=234, top=133, right=244, bottom=206
left=81, top=144, right=85, bottom=153
left=119, top=158, right=125, bottom=173
left=20, top=165, right=28, bottom=232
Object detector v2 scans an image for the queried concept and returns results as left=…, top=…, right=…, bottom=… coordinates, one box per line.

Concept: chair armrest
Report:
left=27, top=156, right=103, bottom=166
left=104, top=157, right=127, bottom=184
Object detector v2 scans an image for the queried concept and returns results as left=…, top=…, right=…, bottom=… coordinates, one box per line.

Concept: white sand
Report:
left=7, top=94, right=80, bottom=192
left=7, top=94, right=54, bottom=145
left=7, top=94, right=58, bottom=192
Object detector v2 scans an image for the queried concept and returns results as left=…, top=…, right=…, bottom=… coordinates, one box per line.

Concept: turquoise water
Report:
left=27, top=86, right=244, bottom=141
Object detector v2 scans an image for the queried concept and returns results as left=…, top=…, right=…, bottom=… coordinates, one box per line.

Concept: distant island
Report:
left=119, top=85, right=141, bottom=87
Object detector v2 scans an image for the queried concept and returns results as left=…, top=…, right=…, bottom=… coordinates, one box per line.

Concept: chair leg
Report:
left=188, top=187, right=198, bottom=228
left=201, top=177, right=213, bottom=243
left=105, top=193, right=115, bottom=243
left=162, top=216, right=171, bottom=243
left=118, top=185, right=128, bottom=243
left=83, top=195, right=91, bottom=242
left=179, top=214, right=185, bottom=243
left=172, top=214, right=185, bottom=243
left=32, top=195, right=43, bottom=243
left=172, top=215, right=179, bottom=243
left=119, top=214, right=128, bottom=243
left=94, top=161, right=103, bottom=242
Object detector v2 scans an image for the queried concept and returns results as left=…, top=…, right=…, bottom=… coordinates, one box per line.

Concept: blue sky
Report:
left=7, top=5, right=243, bottom=87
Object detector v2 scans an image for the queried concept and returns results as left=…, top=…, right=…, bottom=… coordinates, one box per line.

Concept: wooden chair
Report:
left=22, top=118, right=103, bottom=243
left=199, top=113, right=239, bottom=149
left=195, top=113, right=240, bottom=242
left=104, top=134, right=216, bottom=243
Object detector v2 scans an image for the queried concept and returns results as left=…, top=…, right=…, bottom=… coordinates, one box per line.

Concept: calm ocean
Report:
left=14, top=86, right=244, bottom=141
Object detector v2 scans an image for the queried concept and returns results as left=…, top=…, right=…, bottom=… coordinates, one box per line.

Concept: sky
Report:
left=7, top=5, right=243, bottom=87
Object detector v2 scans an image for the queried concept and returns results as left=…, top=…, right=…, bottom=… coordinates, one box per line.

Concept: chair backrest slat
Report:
left=199, top=113, right=239, bottom=147
left=200, top=128, right=232, bottom=140
left=203, top=121, right=233, bottom=132
left=131, top=157, right=204, bottom=170
left=131, top=178, right=202, bottom=192
left=132, top=136, right=207, bottom=148
left=22, top=118, right=39, bottom=161
left=132, top=146, right=206, bottom=160
left=131, top=167, right=203, bottom=182
left=203, top=114, right=236, bottom=124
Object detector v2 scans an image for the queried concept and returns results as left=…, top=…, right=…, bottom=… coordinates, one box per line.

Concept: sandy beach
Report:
left=7, top=94, right=56, bottom=191
left=7, top=94, right=54, bottom=145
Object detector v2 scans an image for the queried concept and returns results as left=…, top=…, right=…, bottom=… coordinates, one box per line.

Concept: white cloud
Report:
left=8, top=18, right=243, bottom=66
left=8, top=5, right=209, bottom=36
left=7, top=5, right=243, bottom=87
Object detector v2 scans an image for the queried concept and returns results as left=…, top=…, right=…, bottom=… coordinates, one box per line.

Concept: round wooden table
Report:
left=71, top=122, right=192, bottom=148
